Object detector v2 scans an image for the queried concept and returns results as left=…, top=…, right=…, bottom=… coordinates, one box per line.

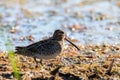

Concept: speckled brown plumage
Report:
left=15, top=29, right=65, bottom=59
left=15, top=29, right=80, bottom=66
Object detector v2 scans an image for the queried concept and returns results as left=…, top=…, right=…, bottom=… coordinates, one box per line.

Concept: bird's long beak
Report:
left=65, top=38, right=80, bottom=51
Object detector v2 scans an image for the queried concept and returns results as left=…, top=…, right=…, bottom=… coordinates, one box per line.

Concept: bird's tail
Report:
left=15, top=46, right=27, bottom=54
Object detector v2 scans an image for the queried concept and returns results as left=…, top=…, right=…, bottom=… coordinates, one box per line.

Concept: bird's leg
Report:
left=33, top=57, right=43, bottom=67
left=40, top=59, right=43, bottom=66
left=33, top=57, right=38, bottom=65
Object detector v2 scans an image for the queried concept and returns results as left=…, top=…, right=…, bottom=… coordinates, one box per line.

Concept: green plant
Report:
left=6, top=38, right=21, bottom=80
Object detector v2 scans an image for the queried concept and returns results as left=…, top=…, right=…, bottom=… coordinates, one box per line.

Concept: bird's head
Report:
left=53, top=29, right=80, bottom=51
left=53, top=29, right=65, bottom=41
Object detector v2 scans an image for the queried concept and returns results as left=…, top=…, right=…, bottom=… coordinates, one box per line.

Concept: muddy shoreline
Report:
left=0, top=44, right=120, bottom=80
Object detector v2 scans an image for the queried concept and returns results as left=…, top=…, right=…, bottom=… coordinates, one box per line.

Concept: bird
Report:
left=15, top=29, right=80, bottom=65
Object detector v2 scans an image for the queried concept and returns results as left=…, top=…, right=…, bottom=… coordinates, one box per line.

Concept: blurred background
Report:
left=0, top=0, right=120, bottom=51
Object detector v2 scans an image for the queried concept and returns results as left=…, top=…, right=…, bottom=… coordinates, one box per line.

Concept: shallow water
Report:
left=0, top=0, right=120, bottom=51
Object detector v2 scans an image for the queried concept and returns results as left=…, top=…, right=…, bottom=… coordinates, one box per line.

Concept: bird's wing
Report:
left=26, top=38, right=50, bottom=52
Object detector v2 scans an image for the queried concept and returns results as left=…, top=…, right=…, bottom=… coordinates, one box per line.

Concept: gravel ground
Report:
left=0, top=0, right=120, bottom=80
left=0, top=44, right=120, bottom=80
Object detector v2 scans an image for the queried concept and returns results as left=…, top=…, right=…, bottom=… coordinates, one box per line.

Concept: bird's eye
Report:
left=60, top=32, right=64, bottom=34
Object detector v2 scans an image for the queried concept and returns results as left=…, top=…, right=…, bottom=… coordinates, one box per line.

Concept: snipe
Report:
left=15, top=29, right=80, bottom=64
